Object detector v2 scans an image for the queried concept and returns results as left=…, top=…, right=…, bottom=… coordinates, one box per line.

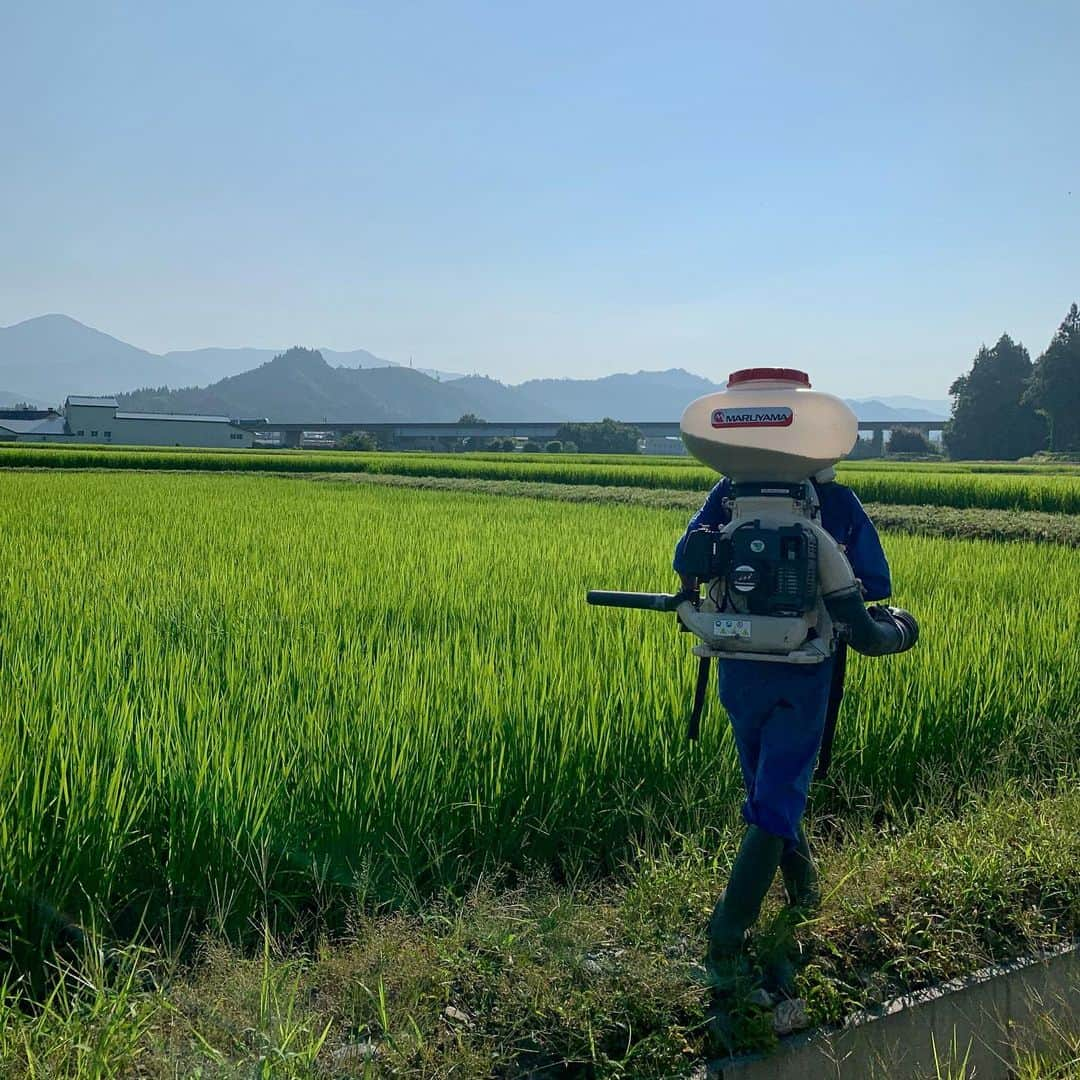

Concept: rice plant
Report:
left=3, top=445, right=1080, bottom=512
left=0, top=471, right=1077, bottom=949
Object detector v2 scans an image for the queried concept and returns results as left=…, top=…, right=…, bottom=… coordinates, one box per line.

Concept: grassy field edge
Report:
left=4, top=779, right=1077, bottom=1078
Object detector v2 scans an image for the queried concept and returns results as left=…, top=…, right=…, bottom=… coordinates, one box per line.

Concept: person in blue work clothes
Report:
left=673, top=465, right=892, bottom=987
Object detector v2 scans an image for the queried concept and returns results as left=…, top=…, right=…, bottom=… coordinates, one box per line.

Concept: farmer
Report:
left=673, top=465, right=891, bottom=985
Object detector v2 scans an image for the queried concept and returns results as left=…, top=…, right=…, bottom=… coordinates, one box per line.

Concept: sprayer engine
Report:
left=587, top=477, right=848, bottom=663
left=682, top=526, right=819, bottom=618
left=671, top=478, right=840, bottom=663
left=676, top=507, right=828, bottom=662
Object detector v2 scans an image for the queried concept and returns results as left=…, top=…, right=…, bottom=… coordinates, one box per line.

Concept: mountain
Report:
left=3, top=314, right=952, bottom=423
left=848, top=395, right=949, bottom=421
left=0, top=390, right=43, bottom=408
left=159, top=347, right=286, bottom=385
left=846, top=398, right=949, bottom=422
left=116, top=347, right=549, bottom=422
left=521, top=369, right=723, bottom=421
left=117, top=352, right=723, bottom=423
left=875, top=395, right=951, bottom=418
left=428, top=375, right=550, bottom=419
left=0, top=315, right=464, bottom=401
left=321, top=349, right=464, bottom=383
left=0, top=314, right=180, bottom=405
left=158, top=345, right=460, bottom=386
left=119, top=348, right=391, bottom=421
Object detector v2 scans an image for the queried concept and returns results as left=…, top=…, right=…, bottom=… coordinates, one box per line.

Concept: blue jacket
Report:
left=672, top=478, right=891, bottom=601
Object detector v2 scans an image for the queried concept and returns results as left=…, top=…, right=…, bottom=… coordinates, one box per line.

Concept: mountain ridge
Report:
left=2, top=314, right=950, bottom=422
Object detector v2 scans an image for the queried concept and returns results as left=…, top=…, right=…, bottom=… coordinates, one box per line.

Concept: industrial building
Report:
left=641, top=436, right=689, bottom=456
left=0, top=397, right=253, bottom=448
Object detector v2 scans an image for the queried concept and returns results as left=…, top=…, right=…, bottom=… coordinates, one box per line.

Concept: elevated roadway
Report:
left=241, top=418, right=943, bottom=449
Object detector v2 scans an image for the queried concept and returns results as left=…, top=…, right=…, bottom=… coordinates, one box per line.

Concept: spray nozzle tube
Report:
left=585, top=590, right=693, bottom=613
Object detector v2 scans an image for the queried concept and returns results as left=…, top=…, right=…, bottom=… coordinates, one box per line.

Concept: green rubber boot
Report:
left=779, top=824, right=820, bottom=911
left=706, top=826, right=785, bottom=990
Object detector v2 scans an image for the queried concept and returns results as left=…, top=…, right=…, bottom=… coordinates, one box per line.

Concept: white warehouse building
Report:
left=0, top=397, right=253, bottom=448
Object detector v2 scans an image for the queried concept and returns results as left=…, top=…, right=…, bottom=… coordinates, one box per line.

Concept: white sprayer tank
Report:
left=680, top=368, right=857, bottom=482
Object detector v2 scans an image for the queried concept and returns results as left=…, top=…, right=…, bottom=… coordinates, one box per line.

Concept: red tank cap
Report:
left=728, top=367, right=811, bottom=387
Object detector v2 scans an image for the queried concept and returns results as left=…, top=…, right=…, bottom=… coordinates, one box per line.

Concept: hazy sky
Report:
left=3, top=1, right=1077, bottom=396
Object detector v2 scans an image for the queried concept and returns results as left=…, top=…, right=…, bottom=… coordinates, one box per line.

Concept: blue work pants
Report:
left=717, top=657, right=834, bottom=849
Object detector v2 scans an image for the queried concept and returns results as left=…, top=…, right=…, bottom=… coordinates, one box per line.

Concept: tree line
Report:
left=945, top=302, right=1080, bottom=459
left=338, top=417, right=641, bottom=454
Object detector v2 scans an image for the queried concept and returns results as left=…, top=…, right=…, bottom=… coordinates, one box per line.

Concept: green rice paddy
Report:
left=1, top=469, right=1077, bottom=944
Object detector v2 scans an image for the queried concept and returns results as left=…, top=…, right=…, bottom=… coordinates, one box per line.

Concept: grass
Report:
left=4, top=443, right=1080, bottom=512
left=1, top=470, right=1079, bottom=958
left=1, top=468, right=1078, bottom=1075
left=1012, top=1022, right=1080, bottom=1080
left=0, top=781, right=1076, bottom=1077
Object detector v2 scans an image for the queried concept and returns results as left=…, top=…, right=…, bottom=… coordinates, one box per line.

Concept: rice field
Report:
left=3, top=444, right=1080, bottom=512
left=9, top=441, right=1080, bottom=474
left=1, top=469, right=1078, bottom=948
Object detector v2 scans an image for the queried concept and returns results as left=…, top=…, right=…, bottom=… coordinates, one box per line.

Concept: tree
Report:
left=458, top=413, right=484, bottom=425
left=847, top=435, right=880, bottom=460
left=523, top=440, right=543, bottom=453
left=554, top=419, right=641, bottom=454
left=886, top=427, right=934, bottom=455
left=338, top=430, right=378, bottom=451
left=1024, top=303, right=1080, bottom=452
left=944, top=334, right=1046, bottom=460
left=543, top=440, right=563, bottom=453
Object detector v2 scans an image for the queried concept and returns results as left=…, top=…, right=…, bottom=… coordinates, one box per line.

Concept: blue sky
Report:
left=2, top=1, right=1076, bottom=396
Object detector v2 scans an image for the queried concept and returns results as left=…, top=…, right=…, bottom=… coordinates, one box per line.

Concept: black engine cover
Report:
left=680, top=529, right=731, bottom=581
left=727, top=522, right=819, bottom=616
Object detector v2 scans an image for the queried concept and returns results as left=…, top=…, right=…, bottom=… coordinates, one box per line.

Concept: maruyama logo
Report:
left=711, top=406, right=794, bottom=429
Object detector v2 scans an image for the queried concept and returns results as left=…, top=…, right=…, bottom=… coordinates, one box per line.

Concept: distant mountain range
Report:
left=0, top=390, right=40, bottom=408
left=114, top=348, right=727, bottom=422
left=0, top=314, right=458, bottom=406
left=1, top=314, right=950, bottom=422
left=844, top=397, right=949, bottom=422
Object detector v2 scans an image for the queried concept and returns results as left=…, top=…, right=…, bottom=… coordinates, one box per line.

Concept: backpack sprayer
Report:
left=586, top=368, right=918, bottom=740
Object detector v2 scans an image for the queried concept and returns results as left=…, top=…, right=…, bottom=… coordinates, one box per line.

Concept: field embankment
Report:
left=316, top=471, right=1080, bottom=547
left=3, top=444, right=1080, bottom=512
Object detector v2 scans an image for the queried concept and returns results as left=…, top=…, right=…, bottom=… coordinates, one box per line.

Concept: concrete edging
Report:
left=712, top=941, right=1080, bottom=1079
